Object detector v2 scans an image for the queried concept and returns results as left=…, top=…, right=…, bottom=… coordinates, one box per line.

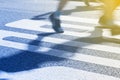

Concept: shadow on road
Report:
left=0, top=31, right=78, bottom=72
left=31, top=12, right=52, bottom=20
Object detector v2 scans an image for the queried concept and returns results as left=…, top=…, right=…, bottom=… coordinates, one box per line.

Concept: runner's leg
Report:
left=49, top=0, right=68, bottom=33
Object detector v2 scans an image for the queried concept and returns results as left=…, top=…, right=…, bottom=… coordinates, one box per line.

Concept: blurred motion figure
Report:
left=49, top=0, right=91, bottom=33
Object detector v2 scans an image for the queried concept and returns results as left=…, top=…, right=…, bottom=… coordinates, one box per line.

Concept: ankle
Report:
left=53, top=11, right=61, bottom=19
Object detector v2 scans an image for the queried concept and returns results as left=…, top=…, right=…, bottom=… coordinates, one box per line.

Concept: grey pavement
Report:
left=0, top=0, right=120, bottom=80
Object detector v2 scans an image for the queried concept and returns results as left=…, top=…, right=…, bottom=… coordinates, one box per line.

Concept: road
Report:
left=0, top=0, right=120, bottom=80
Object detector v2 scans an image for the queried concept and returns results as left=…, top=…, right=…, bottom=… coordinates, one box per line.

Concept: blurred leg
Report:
left=54, top=0, right=68, bottom=19
left=49, top=0, right=68, bottom=33
left=99, top=0, right=120, bottom=26
left=84, top=0, right=90, bottom=6
left=57, top=0, right=68, bottom=11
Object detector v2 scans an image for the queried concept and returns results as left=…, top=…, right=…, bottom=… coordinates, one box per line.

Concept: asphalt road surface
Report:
left=0, top=0, right=120, bottom=80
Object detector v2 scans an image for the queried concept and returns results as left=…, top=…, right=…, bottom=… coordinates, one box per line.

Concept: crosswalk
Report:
left=0, top=15, right=120, bottom=80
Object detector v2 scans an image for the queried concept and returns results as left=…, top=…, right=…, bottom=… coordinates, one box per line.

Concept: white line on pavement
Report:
left=0, top=30, right=120, bottom=54
left=5, top=19, right=120, bottom=39
left=1, top=66, right=120, bottom=80
left=1, top=39, right=120, bottom=68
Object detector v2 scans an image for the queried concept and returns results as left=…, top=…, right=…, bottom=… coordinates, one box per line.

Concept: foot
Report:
left=99, top=16, right=113, bottom=25
left=49, top=13, right=64, bottom=33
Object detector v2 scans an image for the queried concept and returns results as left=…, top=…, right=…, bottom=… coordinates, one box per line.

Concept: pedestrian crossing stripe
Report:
left=61, top=15, right=99, bottom=24
left=1, top=66, right=120, bottom=80
left=1, top=30, right=120, bottom=54
left=61, top=16, right=120, bottom=25
left=5, top=18, right=120, bottom=39
left=5, top=19, right=93, bottom=37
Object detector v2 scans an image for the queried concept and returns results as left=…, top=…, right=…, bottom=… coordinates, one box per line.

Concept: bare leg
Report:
left=99, top=0, right=120, bottom=25
left=84, top=0, right=90, bottom=6
left=103, top=0, right=118, bottom=21
left=57, top=0, right=68, bottom=11
left=53, top=0, right=68, bottom=19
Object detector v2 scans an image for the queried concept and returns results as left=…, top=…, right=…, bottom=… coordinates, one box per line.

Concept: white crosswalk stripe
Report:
left=1, top=30, right=120, bottom=54
left=1, top=67, right=120, bottom=80
left=0, top=15, right=120, bottom=80
left=5, top=18, right=120, bottom=39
